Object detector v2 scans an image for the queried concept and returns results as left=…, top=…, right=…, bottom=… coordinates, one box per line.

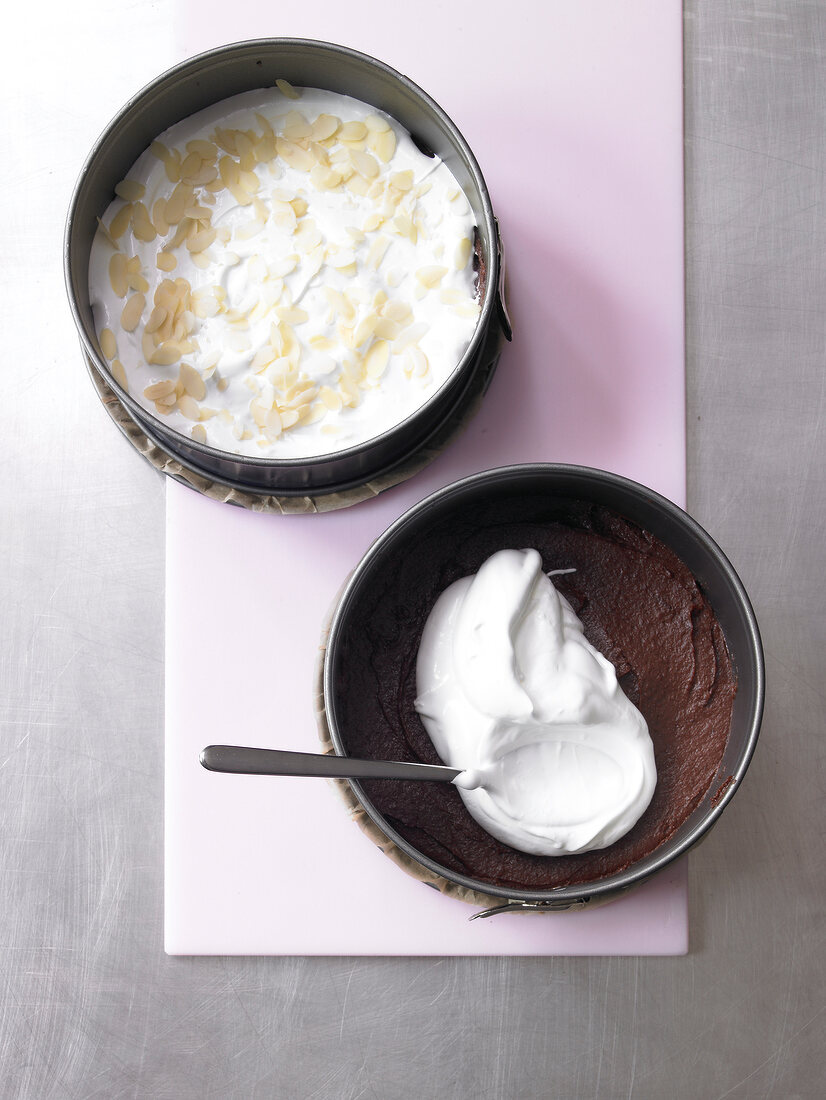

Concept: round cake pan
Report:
left=64, top=38, right=510, bottom=498
left=323, top=464, right=765, bottom=911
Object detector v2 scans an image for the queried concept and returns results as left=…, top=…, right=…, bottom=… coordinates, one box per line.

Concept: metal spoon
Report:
left=199, top=744, right=461, bottom=783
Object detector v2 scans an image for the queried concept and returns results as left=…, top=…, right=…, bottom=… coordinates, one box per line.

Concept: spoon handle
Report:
left=200, top=744, right=461, bottom=783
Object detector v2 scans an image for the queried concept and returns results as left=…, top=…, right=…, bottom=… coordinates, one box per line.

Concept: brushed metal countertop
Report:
left=1, top=1, right=823, bottom=1096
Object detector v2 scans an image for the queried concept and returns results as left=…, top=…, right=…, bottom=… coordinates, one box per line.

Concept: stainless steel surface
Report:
left=2, top=1, right=824, bottom=1097
left=65, top=39, right=506, bottom=497
left=324, top=463, right=764, bottom=905
left=199, top=744, right=461, bottom=782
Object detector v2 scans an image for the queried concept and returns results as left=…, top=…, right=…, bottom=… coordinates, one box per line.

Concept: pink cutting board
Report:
left=165, top=0, right=687, bottom=955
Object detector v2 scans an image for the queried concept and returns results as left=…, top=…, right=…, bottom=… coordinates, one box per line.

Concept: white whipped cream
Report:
left=88, top=84, right=479, bottom=458
left=414, top=549, right=657, bottom=855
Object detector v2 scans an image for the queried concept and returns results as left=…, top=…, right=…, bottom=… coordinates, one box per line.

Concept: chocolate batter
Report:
left=332, top=501, right=737, bottom=891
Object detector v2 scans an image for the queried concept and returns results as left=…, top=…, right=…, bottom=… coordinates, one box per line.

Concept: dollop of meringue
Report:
left=414, top=549, right=657, bottom=855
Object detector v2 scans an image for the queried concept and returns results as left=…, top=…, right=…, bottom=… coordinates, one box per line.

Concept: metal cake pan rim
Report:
left=323, top=462, right=765, bottom=905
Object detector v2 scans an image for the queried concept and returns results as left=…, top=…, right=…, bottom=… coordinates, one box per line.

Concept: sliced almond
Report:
left=251, top=345, right=278, bottom=372
left=318, top=385, right=342, bottom=412
left=366, top=235, right=390, bottom=271
left=100, top=328, right=117, bottom=360
left=163, top=151, right=182, bottom=184
left=143, top=378, right=176, bottom=401
left=393, top=321, right=429, bottom=352
left=167, top=216, right=195, bottom=250
left=276, top=137, right=314, bottom=172
left=127, top=271, right=149, bottom=295
left=322, top=286, right=355, bottom=323
left=383, top=300, right=413, bottom=324
left=374, top=317, right=400, bottom=341
left=109, top=253, right=129, bottom=298
left=345, top=226, right=366, bottom=245
left=350, top=150, right=379, bottom=180
left=390, top=169, right=414, bottom=192
left=255, top=112, right=275, bottom=139
left=265, top=407, right=283, bottom=435
left=375, top=180, right=395, bottom=204
left=392, top=214, right=417, bottom=243
left=238, top=169, right=260, bottom=195
left=404, top=345, right=429, bottom=378
left=131, top=202, right=156, bottom=242
left=453, top=300, right=481, bottom=319
left=340, top=355, right=364, bottom=384
left=365, top=113, right=391, bottom=133
left=294, top=218, right=322, bottom=252
left=114, top=179, right=145, bottom=202
left=416, top=265, right=448, bottom=289
left=338, top=376, right=360, bottom=407
left=183, top=202, right=213, bottom=222
left=373, top=128, right=396, bottom=164
left=191, top=290, right=219, bottom=318
left=364, top=339, right=390, bottom=380
left=310, top=164, right=340, bottom=191
left=275, top=78, right=300, bottom=100
left=218, top=155, right=241, bottom=190
left=151, top=198, right=170, bottom=237
left=186, top=138, right=217, bottom=161
left=234, top=219, right=264, bottom=243
left=145, top=305, right=167, bottom=335
left=120, top=292, right=145, bottom=332
left=362, top=211, right=384, bottom=233
left=255, top=133, right=277, bottom=163
left=309, top=336, right=336, bottom=354
left=109, top=203, right=133, bottom=241
left=353, top=313, right=378, bottom=348
left=271, top=200, right=297, bottom=234
left=455, top=237, right=472, bottom=270
left=179, top=151, right=203, bottom=180
left=110, top=359, right=128, bottom=391
left=235, top=132, right=256, bottom=172
left=186, top=226, right=217, bottom=254
left=176, top=394, right=199, bottom=421
left=154, top=279, right=178, bottom=311
left=311, top=113, right=340, bottom=142
left=149, top=342, right=183, bottom=367
left=328, top=248, right=357, bottom=270
left=284, top=380, right=318, bottom=405
left=180, top=362, right=206, bottom=400
left=213, top=127, right=239, bottom=156
left=276, top=306, right=309, bottom=325
left=340, top=120, right=367, bottom=143
left=283, top=110, right=311, bottom=141
left=165, top=182, right=194, bottom=225
left=345, top=174, right=370, bottom=198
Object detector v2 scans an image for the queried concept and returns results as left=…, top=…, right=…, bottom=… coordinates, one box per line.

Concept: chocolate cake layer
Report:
left=332, top=501, right=737, bottom=891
